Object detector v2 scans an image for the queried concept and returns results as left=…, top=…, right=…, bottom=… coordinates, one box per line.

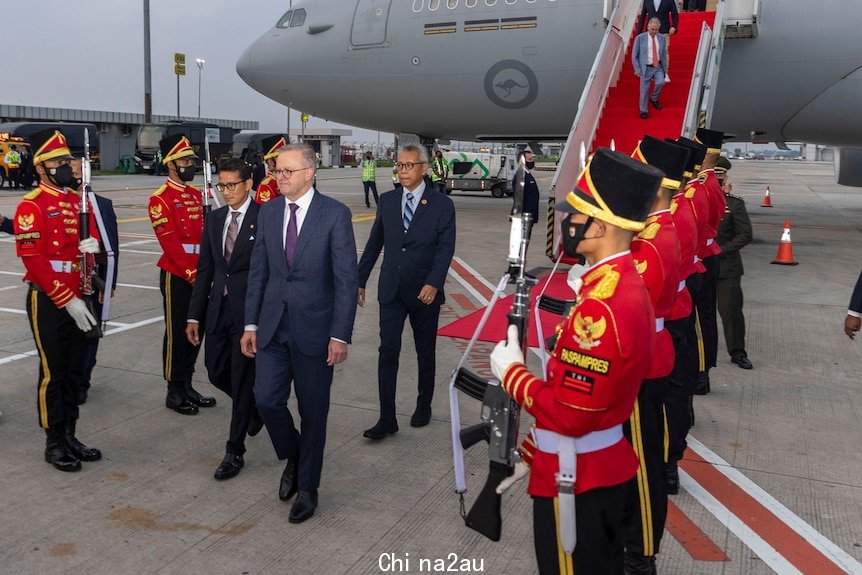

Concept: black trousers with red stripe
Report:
left=622, top=377, right=668, bottom=557
left=533, top=485, right=627, bottom=575
left=26, top=288, right=86, bottom=429
left=159, top=270, right=200, bottom=385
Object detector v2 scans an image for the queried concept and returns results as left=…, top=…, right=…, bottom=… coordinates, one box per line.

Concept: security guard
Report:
left=490, top=148, right=663, bottom=575
left=360, top=151, right=378, bottom=207
left=715, top=156, right=753, bottom=369
left=431, top=149, right=448, bottom=194
left=624, top=135, right=691, bottom=574
left=14, top=128, right=102, bottom=472
left=4, top=144, right=21, bottom=189
left=149, top=134, right=216, bottom=415
left=253, top=135, right=287, bottom=204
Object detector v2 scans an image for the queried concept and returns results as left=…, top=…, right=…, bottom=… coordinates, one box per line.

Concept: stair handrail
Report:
left=681, top=22, right=713, bottom=138
left=681, top=0, right=729, bottom=138
left=547, top=0, right=641, bottom=259
left=701, top=0, right=729, bottom=129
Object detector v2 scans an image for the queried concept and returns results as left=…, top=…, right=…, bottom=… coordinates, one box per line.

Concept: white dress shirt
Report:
left=222, top=195, right=253, bottom=252
left=282, top=187, right=316, bottom=249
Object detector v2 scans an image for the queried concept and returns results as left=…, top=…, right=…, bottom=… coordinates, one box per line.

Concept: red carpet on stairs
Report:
left=592, top=12, right=716, bottom=155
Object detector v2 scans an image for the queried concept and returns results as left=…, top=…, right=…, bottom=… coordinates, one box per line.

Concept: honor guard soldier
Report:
left=253, top=135, right=286, bottom=204
left=714, top=157, right=754, bottom=369
left=14, top=128, right=102, bottom=471
left=149, top=134, right=216, bottom=415
left=490, top=148, right=664, bottom=575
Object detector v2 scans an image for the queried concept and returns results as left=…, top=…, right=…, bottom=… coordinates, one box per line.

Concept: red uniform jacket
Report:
left=685, top=176, right=716, bottom=261
left=502, top=252, right=654, bottom=497
left=14, top=182, right=100, bottom=308
left=701, top=168, right=727, bottom=256
left=149, top=178, right=203, bottom=283
left=632, top=210, right=681, bottom=379
left=254, top=176, right=279, bottom=204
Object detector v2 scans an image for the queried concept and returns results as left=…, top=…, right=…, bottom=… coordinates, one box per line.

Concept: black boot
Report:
left=45, top=427, right=81, bottom=472
left=665, top=464, right=680, bottom=495
left=166, top=381, right=198, bottom=415
left=694, top=372, right=710, bottom=395
left=183, top=381, right=216, bottom=408
left=624, top=552, right=657, bottom=575
left=64, top=421, right=102, bottom=461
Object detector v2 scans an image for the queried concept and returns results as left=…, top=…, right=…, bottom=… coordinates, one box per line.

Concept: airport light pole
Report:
left=196, top=58, right=205, bottom=119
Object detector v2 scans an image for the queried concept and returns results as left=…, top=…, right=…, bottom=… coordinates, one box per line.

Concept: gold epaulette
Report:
left=582, top=264, right=620, bottom=300
left=22, top=188, right=42, bottom=201
left=187, top=184, right=200, bottom=191
left=638, top=221, right=661, bottom=240
left=153, top=184, right=168, bottom=197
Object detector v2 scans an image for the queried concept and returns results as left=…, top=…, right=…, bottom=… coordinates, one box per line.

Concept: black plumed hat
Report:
left=631, top=135, right=691, bottom=190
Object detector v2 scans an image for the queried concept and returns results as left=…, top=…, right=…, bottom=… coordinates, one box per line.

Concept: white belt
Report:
left=50, top=260, right=76, bottom=273
left=677, top=280, right=686, bottom=292
left=655, top=317, right=664, bottom=332
left=182, top=243, right=200, bottom=254
left=532, top=425, right=624, bottom=457
left=706, top=238, right=715, bottom=246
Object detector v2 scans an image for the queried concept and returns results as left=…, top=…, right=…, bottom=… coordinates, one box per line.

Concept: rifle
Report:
left=202, top=138, right=222, bottom=215
left=451, top=152, right=535, bottom=541
left=78, top=128, right=102, bottom=339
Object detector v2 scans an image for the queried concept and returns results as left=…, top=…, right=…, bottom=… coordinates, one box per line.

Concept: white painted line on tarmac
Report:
left=447, top=267, right=489, bottom=307
left=116, top=282, right=160, bottom=291
left=452, top=256, right=497, bottom=292
left=686, top=437, right=862, bottom=574
left=679, top=470, right=803, bottom=575
left=122, top=249, right=162, bottom=255
left=0, top=271, right=23, bottom=276
left=0, top=306, right=127, bottom=326
left=0, top=285, right=19, bottom=291
left=119, top=239, right=158, bottom=247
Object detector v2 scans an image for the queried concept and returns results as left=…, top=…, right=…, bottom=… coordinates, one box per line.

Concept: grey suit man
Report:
left=632, top=18, right=668, bottom=118
left=241, top=143, right=358, bottom=523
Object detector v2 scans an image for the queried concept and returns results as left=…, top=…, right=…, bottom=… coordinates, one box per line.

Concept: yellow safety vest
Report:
left=431, top=157, right=447, bottom=182
left=362, top=159, right=376, bottom=182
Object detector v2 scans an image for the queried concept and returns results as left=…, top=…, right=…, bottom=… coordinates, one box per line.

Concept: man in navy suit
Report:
left=513, top=150, right=541, bottom=240
left=187, top=159, right=262, bottom=481
left=632, top=18, right=668, bottom=119
left=844, top=270, right=862, bottom=339
left=0, top=213, right=13, bottom=234
left=241, top=143, right=358, bottom=523
left=358, top=145, right=456, bottom=440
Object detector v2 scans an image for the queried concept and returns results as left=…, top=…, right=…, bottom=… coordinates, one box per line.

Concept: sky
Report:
left=2, top=0, right=389, bottom=145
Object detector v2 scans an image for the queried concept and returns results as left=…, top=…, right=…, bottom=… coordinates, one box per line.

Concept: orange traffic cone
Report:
left=761, top=186, right=773, bottom=207
left=771, top=219, right=798, bottom=266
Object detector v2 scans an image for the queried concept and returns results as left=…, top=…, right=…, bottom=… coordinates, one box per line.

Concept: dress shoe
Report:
left=410, top=406, right=431, bottom=428
left=77, top=387, right=88, bottom=406
left=650, top=98, right=662, bottom=110
left=214, top=453, right=244, bottom=480
left=640, top=111, right=648, bottom=119
left=731, top=354, right=753, bottom=370
left=665, top=465, right=680, bottom=495
left=247, top=409, right=264, bottom=437
left=363, top=419, right=398, bottom=440
left=166, top=385, right=199, bottom=415
left=184, top=382, right=217, bottom=407
left=624, top=552, right=657, bottom=575
left=45, top=428, right=81, bottom=472
left=64, top=421, right=102, bottom=461
left=279, top=458, right=299, bottom=501
left=289, top=490, right=318, bottom=524
left=693, top=373, right=710, bottom=395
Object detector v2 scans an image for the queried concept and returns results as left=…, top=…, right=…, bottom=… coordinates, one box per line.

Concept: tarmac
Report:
left=0, top=159, right=861, bottom=575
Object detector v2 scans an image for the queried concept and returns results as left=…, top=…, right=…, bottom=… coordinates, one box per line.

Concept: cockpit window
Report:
left=276, top=10, right=292, bottom=28
left=290, top=8, right=306, bottom=27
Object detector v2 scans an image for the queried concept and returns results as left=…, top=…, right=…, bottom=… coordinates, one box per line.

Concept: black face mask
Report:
left=176, top=164, right=197, bottom=182
left=525, top=161, right=535, bottom=170
left=560, top=216, right=593, bottom=257
left=69, top=177, right=83, bottom=191
left=47, top=164, right=75, bottom=188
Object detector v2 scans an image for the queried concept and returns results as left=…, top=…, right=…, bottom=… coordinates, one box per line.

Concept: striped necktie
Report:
left=403, top=192, right=414, bottom=231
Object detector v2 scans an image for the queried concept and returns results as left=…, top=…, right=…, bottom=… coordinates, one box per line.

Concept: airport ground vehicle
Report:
left=0, top=133, right=30, bottom=188
left=442, top=151, right=511, bottom=198
left=232, top=132, right=289, bottom=162
left=136, top=121, right=234, bottom=174
left=0, top=122, right=99, bottom=171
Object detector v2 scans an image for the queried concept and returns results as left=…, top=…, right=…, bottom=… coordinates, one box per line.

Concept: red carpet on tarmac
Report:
left=593, top=12, right=716, bottom=155
left=437, top=271, right=572, bottom=347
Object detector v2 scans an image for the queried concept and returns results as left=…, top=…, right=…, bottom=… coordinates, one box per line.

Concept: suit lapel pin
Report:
left=250, top=224, right=255, bottom=229
left=420, top=198, right=428, bottom=205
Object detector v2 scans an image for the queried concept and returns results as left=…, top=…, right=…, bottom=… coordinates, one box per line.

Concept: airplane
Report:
left=236, top=0, right=862, bottom=185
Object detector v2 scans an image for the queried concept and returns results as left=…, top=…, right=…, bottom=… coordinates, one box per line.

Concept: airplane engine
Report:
left=835, top=148, right=862, bottom=187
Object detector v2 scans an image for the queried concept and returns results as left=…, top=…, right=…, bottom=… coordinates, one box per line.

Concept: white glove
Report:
left=79, top=237, right=100, bottom=254
left=496, top=460, right=530, bottom=494
left=66, top=298, right=97, bottom=332
left=490, top=324, right=525, bottom=382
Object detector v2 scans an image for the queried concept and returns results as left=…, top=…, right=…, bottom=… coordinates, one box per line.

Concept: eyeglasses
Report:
left=216, top=181, right=245, bottom=192
left=395, top=162, right=426, bottom=172
left=271, top=167, right=310, bottom=179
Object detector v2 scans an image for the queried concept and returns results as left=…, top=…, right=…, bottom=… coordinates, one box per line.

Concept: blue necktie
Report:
left=285, top=203, right=299, bottom=267
left=403, top=192, right=414, bottom=231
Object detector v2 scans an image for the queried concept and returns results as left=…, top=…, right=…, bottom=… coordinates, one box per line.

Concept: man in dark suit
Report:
left=632, top=18, right=668, bottom=119
left=358, top=145, right=456, bottom=440
left=845, top=272, right=862, bottom=339
left=0, top=213, right=13, bottom=234
left=187, top=159, right=262, bottom=480
left=513, top=150, right=541, bottom=240
left=241, top=143, right=358, bottom=523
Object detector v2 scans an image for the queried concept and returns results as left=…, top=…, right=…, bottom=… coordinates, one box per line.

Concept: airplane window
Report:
left=448, top=0, right=458, bottom=7
left=276, top=10, right=292, bottom=28
left=466, top=0, right=478, bottom=7
left=290, top=8, right=306, bottom=27
left=486, top=0, right=497, bottom=5
left=413, top=0, right=424, bottom=12
left=505, top=0, right=517, bottom=4
left=429, top=0, right=441, bottom=10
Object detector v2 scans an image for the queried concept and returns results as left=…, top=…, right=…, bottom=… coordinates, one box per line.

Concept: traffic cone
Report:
left=761, top=186, right=773, bottom=207
left=771, top=219, right=798, bottom=266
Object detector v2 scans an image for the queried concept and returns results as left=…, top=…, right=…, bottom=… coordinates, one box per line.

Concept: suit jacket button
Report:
left=401, top=248, right=406, bottom=252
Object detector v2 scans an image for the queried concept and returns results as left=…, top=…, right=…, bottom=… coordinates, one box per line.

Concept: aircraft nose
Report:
left=235, top=42, right=261, bottom=87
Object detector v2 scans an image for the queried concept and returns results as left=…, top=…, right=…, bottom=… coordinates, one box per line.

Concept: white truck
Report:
left=442, top=151, right=512, bottom=198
